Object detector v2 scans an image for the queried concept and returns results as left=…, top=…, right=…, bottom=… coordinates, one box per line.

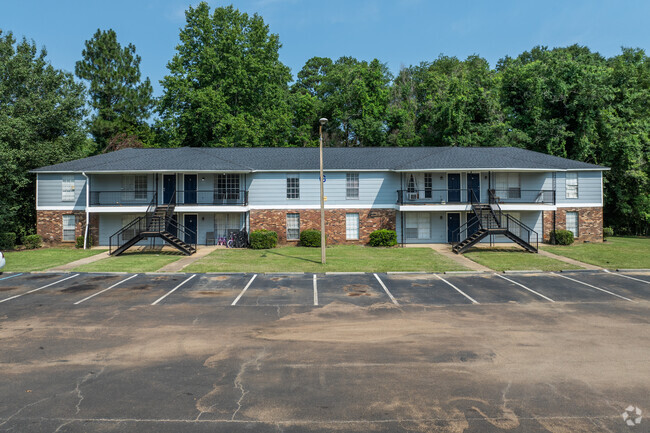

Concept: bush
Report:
left=369, top=229, right=397, bottom=247
left=603, top=227, right=614, bottom=238
left=76, top=235, right=94, bottom=249
left=0, top=232, right=16, bottom=250
left=22, top=234, right=42, bottom=249
left=249, top=229, right=278, bottom=249
left=300, top=229, right=321, bottom=247
left=551, top=230, right=574, bottom=245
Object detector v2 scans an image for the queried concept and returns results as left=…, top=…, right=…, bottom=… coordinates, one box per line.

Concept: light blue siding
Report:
left=556, top=171, right=602, bottom=205
left=37, top=173, right=86, bottom=208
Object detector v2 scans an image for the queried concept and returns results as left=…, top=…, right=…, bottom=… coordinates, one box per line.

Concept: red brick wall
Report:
left=542, top=207, right=603, bottom=243
left=37, top=210, right=99, bottom=244
left=250, top=209, right=396, bottom=245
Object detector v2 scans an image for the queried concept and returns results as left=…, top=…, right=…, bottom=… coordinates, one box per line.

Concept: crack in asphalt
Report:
left=0, top=397, right=51, bottom=428
left=74, top=367, right=106, bottom=415
left=231, top=349, right=266, bottom=421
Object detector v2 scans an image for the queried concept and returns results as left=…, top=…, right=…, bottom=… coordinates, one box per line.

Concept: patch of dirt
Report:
left=210, top=276, right=230, bottom=281
left=343, top=284, right=373, bottom=297
left=270, top=277, right=282, bottom=282
left=61, top=284, right=97, bottom=293
left=121, top=285, right=151, bottom=291
left=25, top=274, right=56, bottom=280
left=0, top=287, right=18, bottom=292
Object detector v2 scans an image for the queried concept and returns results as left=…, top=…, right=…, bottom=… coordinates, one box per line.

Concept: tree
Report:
left=157, top=3, right=292, bottom=147
left=0, top=30, right=88, bottom=237
left=75, top=29, right=153, bottom=150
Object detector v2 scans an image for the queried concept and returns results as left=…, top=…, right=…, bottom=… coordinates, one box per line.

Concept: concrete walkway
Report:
left=537, top=248, right=602, bottom=270
left=156, top=246, right=218, bottom=272
left=408, top=244, right=492, bottom=272
left=46, top=250, right=110, bottom=272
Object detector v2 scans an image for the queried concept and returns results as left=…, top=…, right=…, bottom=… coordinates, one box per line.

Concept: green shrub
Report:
left=76, top=235, right=94, bottom=249
left=22, top=234, right=42, bottom=249
left=0, top=232, right=16, bottom=250
left=300, top=229, right=321, bottom=247
left=369, top=229, right=397, bottom=247
left=551, top=230, right=574, bottom=245
left=603, top=227, right=614, bottom=238
left=249, top=229, right=278, bottom=249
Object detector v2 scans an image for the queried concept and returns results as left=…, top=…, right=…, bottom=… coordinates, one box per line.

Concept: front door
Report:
left=448, top=173, right=461, bottom=202
left=163, top=174, right=176, bottom=204
left=467, top=173, right=480, bottom=202
left=184, top=214, right=197, bottom=244
left=447, top=213, right=461, bottom=243
left=184, top=174, right=197, bottom=204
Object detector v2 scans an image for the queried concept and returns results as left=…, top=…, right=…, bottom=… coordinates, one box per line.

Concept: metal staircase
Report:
left=451, top=191, right=538, bottom=254
left=109, top=192, right=197, bottom=256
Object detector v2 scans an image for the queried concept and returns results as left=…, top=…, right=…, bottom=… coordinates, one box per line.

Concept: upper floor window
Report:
left=346, top=173, right=359, bottom=199
left=122, top=175, right=148, bottom=200
left=495, top=173, right=520, bottom=199
left=565, top=173, right=578, bottom=199
left=287, top=175, right=300, bottom=199
left=215, top=174, right=240, bottom=200
left=62, top=175, right=75, bottom=202
left=424, top=173, right=433, bottom=199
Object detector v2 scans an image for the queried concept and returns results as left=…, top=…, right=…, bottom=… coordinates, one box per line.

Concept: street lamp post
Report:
left=319, top=118, right=328, bottom=264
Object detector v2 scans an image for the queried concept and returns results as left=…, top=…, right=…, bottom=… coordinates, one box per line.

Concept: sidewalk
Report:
left=156, top=246, right=218, bottom=272
left=46, top=250, right=110, bottom=271
left=537, top=249, right=602, bottom=270
left=406, top=244, right=493, bottom=272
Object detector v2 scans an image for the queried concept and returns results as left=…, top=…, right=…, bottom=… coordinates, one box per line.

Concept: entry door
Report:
left=447, top=213, right=461, bottom=243
left=448, top=174, right=461, bottom=202
left=163, top=174, right=176, bottom=204
left=184, top=214, right=197, bottom=244
left=184, top=174, right=197, bottom=204
left=467, top=173, right=480, bottom=202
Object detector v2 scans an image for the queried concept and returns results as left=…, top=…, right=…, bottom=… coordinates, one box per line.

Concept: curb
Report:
left=264, top=272, right=305, bottom=275
left=503, top=270, right=543, bottom=274
left=386, top=271, right=429, bottom=275
left=616, top=269, right=650, bottom=272
left=325, top=272, right=365, bottom=275
left=559, top=269, right=603, bottom=273
left=444, top=271, right=486, bottom=274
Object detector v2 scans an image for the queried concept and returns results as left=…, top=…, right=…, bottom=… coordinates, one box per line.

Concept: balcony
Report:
left=90, top=190, right=248, bottom=206
left=397, top=189, right=555, bottom=205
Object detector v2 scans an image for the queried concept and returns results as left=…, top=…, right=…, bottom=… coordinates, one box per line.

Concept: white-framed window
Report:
left=62, top=214, right=76, bottom=241
left=405, top=212, right=430, bottom=240
left=121, top=214, right=140, bottom=240
left=286, top=175, right=300, bottom=199
left=62, top=175, right=75, bottom=202
left=566, top=211, right=579, bottom=237
left=134, top=175, right=148, bottom=199
left=495, top=173, right=521, bottom=199
left=424, top=173, right=433, bottom=199
left=346, top=213, right=359, bottom=240
left=346, top=173, right=359, bottom=199
left=215, top=174, right=241, bottom=201
left=506, top=212, right=521, bottom=238
left=565, top=173, right=578, bottom=199
left=286, top=213, right=300, bottom=240
left=214, top=213, right=243, bottom=238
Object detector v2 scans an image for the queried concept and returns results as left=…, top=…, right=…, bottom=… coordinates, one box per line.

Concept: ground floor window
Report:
left=121, top=214, right=140, bottom=240
left=566, top=211, right=579, bottom=237
left=506, top=211, right=521, bottom=237
left=214, top=213, right=244, bottom=238
left=405, top=212, right=430, bottom=240
left=346, top=213, right=359, bottom=240
left=287, top=213, right=300, bottom=240
left=62, top=215, right=75, bottom=241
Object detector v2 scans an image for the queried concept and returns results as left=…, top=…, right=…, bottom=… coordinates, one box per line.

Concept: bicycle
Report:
left=226, top=228, right=249, bottom=248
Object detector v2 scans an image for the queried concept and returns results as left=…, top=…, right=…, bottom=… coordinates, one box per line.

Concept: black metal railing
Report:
left=109, top=216, right=146, bottom=255
left=90, top=190, right=156, bottom=206
left=164, top=217, right=197, bottom=253
left=91, top=190, right=248, bottom=206
left=487, top=189, right=555, bottom=204
left=503, top=214, right=539, bottom=251
left=397, top=188, right=555, bottom=205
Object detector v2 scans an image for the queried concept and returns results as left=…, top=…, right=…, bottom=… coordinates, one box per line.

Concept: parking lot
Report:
left=0, top=270, right=648, bottom=432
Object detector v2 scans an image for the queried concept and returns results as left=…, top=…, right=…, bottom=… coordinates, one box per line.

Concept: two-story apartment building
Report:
left=32, top=147, right=608, bottom=253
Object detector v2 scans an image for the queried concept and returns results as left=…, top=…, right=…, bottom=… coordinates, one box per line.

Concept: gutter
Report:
left=82, top=172, right=90, bottom=250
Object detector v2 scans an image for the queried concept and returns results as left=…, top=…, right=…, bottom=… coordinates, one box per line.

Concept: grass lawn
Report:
left=73, top=251, right=184, bottom=273
left=464, top=248, right=583, bottom=271
left=184, top=246, right=467, bottom=273
left=2, top=248, right=107, bottom=272
left=541, top=236, right=650, bottom=269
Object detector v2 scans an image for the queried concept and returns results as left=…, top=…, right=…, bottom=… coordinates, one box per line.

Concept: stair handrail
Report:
left=488, top=189, right=503, bottom=226
left=164, top=217, right=197, bottom=253
left=503, top=214, right=539, bottom=251
left=145, top=191, right=158, bottom=230
left=164, top=191, right=176, bottom=225
left=450, top=217, right=482, bottom=247
left=109, top=216, right=145, bottom=255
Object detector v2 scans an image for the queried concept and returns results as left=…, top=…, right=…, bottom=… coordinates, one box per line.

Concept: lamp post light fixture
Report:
left=319, top=118, right=328, bottom=264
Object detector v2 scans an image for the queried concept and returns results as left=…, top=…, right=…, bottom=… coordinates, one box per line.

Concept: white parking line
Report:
left=231, top=274, right=257, bottom=306
left=495, top=274, right=555, bottom=303
left=151, top=274, right=196, bottom=305
left=0, top=274, right=79, bottom=304
left=604, top=270, right=650, bottom=285
left=433, top=274, right=479, bottom=304
left=373, top=273, right=399, bottom=306
left=313, top=274, right=318, bottom=306
left=0, top=273, right=23, bottom=281
left=74, top=274, right=139, bottom=305
left=554, top=273, right=635, bottom=302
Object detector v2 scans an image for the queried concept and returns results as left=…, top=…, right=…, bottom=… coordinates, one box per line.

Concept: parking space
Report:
left=442, top=273, right=547, bottom=304
left=165, top=273, right=254, bottom=305
left=317, top=273, right=390, bottom=306
left=233, top=273, right=314, bottom=306
left=382, top=273, right=474, bottom=305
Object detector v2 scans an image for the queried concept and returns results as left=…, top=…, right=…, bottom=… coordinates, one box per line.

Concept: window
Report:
left=424, top=173, right=433, bottom=199
left=215, top=174, right=241, bottom=202
left=121, top=214, right=140, bottom=240
left=62, top=175, right=75, bottom=201
left=495, top=173, right=520, bottom=199
left=406, top=174, right=418, bottom=200
left=134, top=175, right=148, bottom=199
left=566, top=211, right=579, bottom=237
left=506, top=212, right=521, bottom=238
left=286, top=175, right=300, bottom=199
left=346, top=173, right=359, bottom=199
left=346, top=213, right=359, bottom=239
left=62, top=214, right=75, bottom=241
left=214, top=213, right=243, bottom=238
left=405, top=212, right=430, bottom=240
left=286, top=213, right=300, bottom=240
left=566, top=173, right=578, bottom=199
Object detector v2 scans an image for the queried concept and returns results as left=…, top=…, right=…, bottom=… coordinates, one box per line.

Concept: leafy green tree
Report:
left=0, top=30, right=88, bottom=236
left=75, top=29, right=154, bottom=150
left=157, top=2, right=292, bottom=147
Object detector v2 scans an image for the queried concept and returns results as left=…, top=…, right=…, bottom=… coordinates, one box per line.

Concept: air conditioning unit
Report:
left=407, top=192, right=419, bottom=201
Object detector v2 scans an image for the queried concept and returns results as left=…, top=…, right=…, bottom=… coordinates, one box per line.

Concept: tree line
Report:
left=0, top=2, right=648, bottom=239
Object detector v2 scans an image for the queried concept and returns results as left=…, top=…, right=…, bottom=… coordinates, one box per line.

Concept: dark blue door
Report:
left=163, top=175, right=176, bottom=204
left=184, top=174, right=197, bottom=204
left=448, top=174, right=461, bottom=202
left=447, top=213, right=460, bottom=243
left=467, top=173, right=480, bottom=202
left=184, top=214, right=197, bottom=244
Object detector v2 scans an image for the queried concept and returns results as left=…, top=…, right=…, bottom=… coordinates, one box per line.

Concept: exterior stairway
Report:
left=109, top=193, right=197, bottom=256
left=451, top=191, right=538, bottom=254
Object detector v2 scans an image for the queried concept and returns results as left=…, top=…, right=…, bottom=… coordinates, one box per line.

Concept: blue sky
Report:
left=2, top=0, right=649, bottom=96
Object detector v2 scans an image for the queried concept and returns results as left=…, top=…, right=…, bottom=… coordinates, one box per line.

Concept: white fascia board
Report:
left=174, top=205, right=249, bottom=213
left=556, top=203, right=603, bottom=208
left=249, top=204, right=397, bottom=210
left=250, top=169, right=388, bottom=173
left=499, top=204, right=556, bottom=211
left=399, top=205, right=472, bottom=212
left=88, top=206, right=148, bottom=213
left=36, top=206, right=86, bottom=211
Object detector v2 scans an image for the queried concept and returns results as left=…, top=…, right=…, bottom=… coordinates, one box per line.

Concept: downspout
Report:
left=82, top=172, right=90, bottom=250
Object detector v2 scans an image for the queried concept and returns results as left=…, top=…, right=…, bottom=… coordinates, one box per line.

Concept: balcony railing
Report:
left=90, top=190, right=248, bottom=206
left=397, top=189, right=555, bottom=205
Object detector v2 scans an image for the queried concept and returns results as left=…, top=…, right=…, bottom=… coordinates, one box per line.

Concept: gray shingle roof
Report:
left=31, top=146, right=608, bottom=172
